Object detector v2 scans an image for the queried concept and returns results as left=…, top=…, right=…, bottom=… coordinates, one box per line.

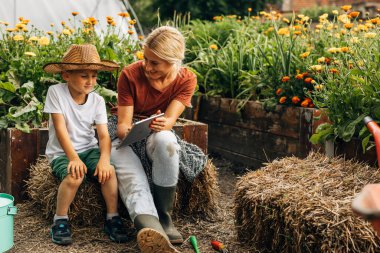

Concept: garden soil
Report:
left=9, top=155, right=256, bottom=253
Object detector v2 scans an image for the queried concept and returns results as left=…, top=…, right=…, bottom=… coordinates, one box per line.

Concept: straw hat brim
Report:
left=43, top=60, right=119, bottom=73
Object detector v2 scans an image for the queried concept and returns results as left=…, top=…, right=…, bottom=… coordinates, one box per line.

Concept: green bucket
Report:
left=0, top=193, right=17, bottom=253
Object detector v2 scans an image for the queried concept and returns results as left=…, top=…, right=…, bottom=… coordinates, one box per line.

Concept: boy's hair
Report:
left=43, top=44, right=119, bottom=74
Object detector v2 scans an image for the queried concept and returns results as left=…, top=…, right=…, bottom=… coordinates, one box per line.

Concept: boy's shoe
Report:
left=50, top=219, right=73, bottom=245
left=104, top=216, right=129, bottom=243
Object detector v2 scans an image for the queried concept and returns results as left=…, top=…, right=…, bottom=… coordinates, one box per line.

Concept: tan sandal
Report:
left=137, top=228, right=180, bottom=253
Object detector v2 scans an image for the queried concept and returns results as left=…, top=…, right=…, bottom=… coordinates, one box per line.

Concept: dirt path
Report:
left=10, top=155, right=256, bottom=253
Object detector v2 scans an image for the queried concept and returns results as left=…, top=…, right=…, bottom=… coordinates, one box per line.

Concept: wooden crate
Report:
left=0, top=118, right=207, bottom=202
left=185, top=96, right=326, bottom=167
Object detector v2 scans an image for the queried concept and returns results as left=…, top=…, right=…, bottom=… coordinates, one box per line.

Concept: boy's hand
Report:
left=94, top=158, right=114, bottom=184
left=68, top=158, right=87, bottom=179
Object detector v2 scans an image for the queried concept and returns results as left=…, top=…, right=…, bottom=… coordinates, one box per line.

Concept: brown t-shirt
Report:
left=117, top=61, right=196, bottom=116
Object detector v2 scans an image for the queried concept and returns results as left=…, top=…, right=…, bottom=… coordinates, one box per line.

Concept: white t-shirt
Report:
left=44, top=83, right=108, bottom=163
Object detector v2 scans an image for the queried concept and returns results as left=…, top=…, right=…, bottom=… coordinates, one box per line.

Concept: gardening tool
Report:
left=189, top=235, right=200, bottom=253
left=211, top=240, right=228, bottom=252
left=364, top=116, right=380, bottom=170
left=0, top=193, right=17, bottom=253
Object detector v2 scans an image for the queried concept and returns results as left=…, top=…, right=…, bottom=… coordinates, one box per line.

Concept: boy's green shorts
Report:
left=51, top=148, right=100, bottom=181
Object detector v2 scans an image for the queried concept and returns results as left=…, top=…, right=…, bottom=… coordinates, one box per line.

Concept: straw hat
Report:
left=43, top=44, right=119, bottom=73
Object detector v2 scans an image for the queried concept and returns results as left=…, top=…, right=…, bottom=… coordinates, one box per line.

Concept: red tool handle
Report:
left=364, top=116, right=380, bottom=170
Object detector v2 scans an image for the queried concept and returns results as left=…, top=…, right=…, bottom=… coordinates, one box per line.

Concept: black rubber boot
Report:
left=153, top=184, right=184, bottom=244
left=134, top=214, right=179, bottom=253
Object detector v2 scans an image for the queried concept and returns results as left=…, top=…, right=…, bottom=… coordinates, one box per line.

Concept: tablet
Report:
left=116, top=113, right=164, bottom=149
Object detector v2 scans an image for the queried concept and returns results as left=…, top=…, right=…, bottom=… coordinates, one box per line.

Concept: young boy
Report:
left=43, top=44, right=128, bottom=245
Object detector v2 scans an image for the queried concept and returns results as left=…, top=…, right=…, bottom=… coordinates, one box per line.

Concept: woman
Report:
left=111, top=26, right=205, bottom=253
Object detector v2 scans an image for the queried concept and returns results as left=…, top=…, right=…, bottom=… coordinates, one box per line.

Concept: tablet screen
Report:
left=116, top=113, right=164, bottom=149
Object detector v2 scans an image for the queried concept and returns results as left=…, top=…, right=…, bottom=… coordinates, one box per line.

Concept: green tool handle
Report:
left=189, top=235, right=200, bottom=253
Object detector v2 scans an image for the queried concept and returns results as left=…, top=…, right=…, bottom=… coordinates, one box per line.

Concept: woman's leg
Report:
left=111, top=140, right=158, bottom=221
left=146, top=131, right=183, bottom=243
left=111, top=140, right=178, bottom=252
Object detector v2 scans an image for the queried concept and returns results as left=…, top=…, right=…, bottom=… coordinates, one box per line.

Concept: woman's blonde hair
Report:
left=144, top=26, right=185, bottom=71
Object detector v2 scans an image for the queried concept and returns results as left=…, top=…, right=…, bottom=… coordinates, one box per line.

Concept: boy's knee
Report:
left=63, top=175, right=83, bottom=188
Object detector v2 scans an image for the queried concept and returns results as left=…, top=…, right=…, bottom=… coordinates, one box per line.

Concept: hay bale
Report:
left=175, top=159, right=220, bottom=220
left=235, top=152, right=380, bottom=253
left=26, top=156, right=219, bottom=225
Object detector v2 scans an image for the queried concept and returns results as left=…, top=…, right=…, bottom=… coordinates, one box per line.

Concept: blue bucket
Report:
left=0, top=193, right=17, bottom=253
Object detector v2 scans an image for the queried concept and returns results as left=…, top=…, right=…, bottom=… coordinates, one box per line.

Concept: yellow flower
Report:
left=340, top=47, right=350, bottom=53
left=135, top=51, right=144, bottom=60
left=357, top=24, right=368, bottom=31
left=310, top=65, right=323, bottom=72
left=364, top=32, right=377, bottom=38
left=332, top=10, right=339, bottom=15
left=277, top=27, right=290, bottom=36
left=282, top=18, right=290, bottom=23
left=28, top=36, right=38, bottom=41
left=38, top=36, right=50, bottom=46
left=349, top=11, right=360, bottom=18
left=129, top=19, right=137, bottom=25
left=13, top=34, right=24, bottom=41
left=24, top=52, right=36, bottom=57
left=6, top=28, right=16, bottom=32
left=15, top=23, right=26, bottom=30
left=341, top=5, right=352, bottom=12
left=248, top=8, right=252, bottom=12
left=350, top=37, right=359, bottom=43
left=317, top=57, right=326, bottom=64
left=209, top=44, right=218, bottom=50
left=338, top=14, right=350, bottom=24
left=62, top=29, right=71, bottom=36
left=344, top=23, right=354, bottom=29
left=300, top=51, right=310, bottom=58
left=327, top=47, right=340, bottom=54
left=315, top=24, right=323, bottom=29
left=315, top=84, right=324, bottom=90
left=46, top=31, right=53, bottom=36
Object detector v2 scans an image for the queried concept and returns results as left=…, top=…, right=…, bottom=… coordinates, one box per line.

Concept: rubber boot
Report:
left=153, top=184, right=184, bottom=244
left=134, top=214, right=179, bottom=253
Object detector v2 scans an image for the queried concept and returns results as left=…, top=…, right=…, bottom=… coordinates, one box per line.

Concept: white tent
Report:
left=0, top=0, right=143, bottom=39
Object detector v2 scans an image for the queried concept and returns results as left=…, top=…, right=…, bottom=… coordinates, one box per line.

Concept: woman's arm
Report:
left=150, top=100, right=185, bottom=132
left=117, top=105, right=134, bottom=139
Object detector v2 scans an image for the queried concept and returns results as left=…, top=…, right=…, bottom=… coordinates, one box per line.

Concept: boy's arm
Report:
left=94, top=124, right=114, bottom=184
left=51, top=113, right=87, bottom=178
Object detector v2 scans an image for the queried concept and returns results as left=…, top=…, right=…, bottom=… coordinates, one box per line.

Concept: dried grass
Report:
left=235, top=152, right=380, bottom=253
left=26, top=156, right=219, bottom=226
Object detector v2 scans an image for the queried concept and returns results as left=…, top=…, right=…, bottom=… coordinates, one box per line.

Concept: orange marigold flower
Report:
left=128, top=30, right=134, bottom=35
left=344, top=23, right=354, bottom=29
left=129, top=19, right=137, bottom=25
left=279, top=96, right=287, bottom=104
left=294, top=31, right=302, bottom=35
left=135, top=51, right=144, bottom=60
left=349, top=11, right=360, bottom=18
left=138, top=35, right=144, bottom=40
left=295, top=74, right=304, bottom=80
left=330, top=68, right=339, bottom=74
left=209, top=44, right=218, bottom=50
left=292, top=96, right=301, bottom=104
left=371, top=18, right=378, bottom=24
left=301, top=99, right=310, bottom=107
left=340, top=47, right=350, bottom=53
left=118, top=12, right=130, bottom=18
left=302, top=72, right=309, bottom=77
left=61, top=21, right=66, bottom=26
left=72, top=12, right=79, bottom=16
left=304, top=77, right=313, bottom=83
left=18, top=17, right=24, bottom=21
left=341, top=5, right=352, bottom=12
left=281, top=76, right=290, bottom=82
left=276, top=88, right=283, bottom=96
left=248, top=8, right=252, bottom=12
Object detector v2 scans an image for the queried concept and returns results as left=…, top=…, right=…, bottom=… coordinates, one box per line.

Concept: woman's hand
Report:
left=150, top=110, right=170, bottom=132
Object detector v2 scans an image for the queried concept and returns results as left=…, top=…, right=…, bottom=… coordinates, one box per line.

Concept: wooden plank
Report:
left=209, top=146, right=263, bottom=169
left=9, top=129, right=40, bottom=201
left=199, top=96, right=303, bottom=139
left=0, top=130, right=11, bottom=194
left=206, top=122, right=300, bottom=162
